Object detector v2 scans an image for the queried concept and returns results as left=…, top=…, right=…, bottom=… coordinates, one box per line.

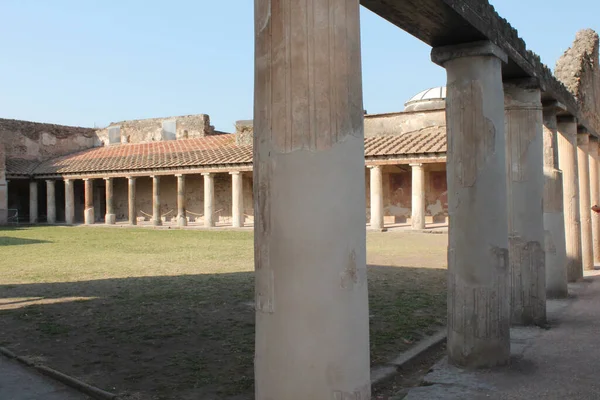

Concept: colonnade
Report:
left=28, top=172, right=247, bottom=228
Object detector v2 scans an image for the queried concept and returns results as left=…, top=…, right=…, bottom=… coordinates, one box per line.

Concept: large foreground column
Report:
left=230, top=171, right=244, bottom=228
left=590, top=138, right=600, bottom=267
left=46, top=180, right=56, bottom=224
left=369, top=166, right=384, bottom=230
left=254, top=0, right=371, bottom=398
left=84, top=179, right=94, bottom=225
left=411, top=163, right=426, bottom=230
left=152, top=176, right=162, bottom=226
left=128, top=177, right=137, bottom=225
left=104, top=177, right=116, bottom=224
left=578, top=130, right=594, bottom=271
left=64, top=179, right=75, bottom=225
left=542, top=104, right=568, bottom=298
left=504, top=81, right=546, bottom=325
left=176, top=174, right=187, bottom=227
left=202, top=173, right=215, bottom=227
left=557, top=117, right=583, bottom=281
left=432, top=41, right=510, bottom=367
left=29, top=181, right=38, bottom=223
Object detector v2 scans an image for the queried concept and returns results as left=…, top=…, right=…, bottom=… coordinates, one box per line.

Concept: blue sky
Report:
left=0, top=1, right=598, bottom=132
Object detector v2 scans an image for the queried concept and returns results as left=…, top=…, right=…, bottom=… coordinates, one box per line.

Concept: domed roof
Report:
left=405, top=86, right=446, bottom=104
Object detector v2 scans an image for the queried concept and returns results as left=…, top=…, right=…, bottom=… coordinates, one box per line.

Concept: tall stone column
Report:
left=542, top=104, right=568, bottom=298
left=504, top=80, right=546, bottom=325
left=432, top=41, right=510, bottom=367
left=202, top=173, right=215, bottom=227
left=410, top=163, right=426, bottom=230
left=369, top=166, right=384, bottom=230
left=128, top=177, right=137, bottom=225
left=590, top=138, right=600, bottom=267
left=557, top=117, right=583, bottom=282
left=230, top=171, right=244, bottom=228
left=176, top=174, right=187, bottom=227
left=254, top=0, right=371, bottom=398
left=46, top=180, right=56, bottom=224
left=84, top=178, right=94, bottom=225
left=578, top=130, right=594, bottom=271
left=64, top=179, right=75, bottom=225
left=29, top=181, right=38, bottom=223
left=104, top=177, right=116, bottom=224
left=152, top=175, right=162, bottom=226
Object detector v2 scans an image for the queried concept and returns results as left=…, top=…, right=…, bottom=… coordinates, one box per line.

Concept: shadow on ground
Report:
left=0, top=266, right=446, bottom=400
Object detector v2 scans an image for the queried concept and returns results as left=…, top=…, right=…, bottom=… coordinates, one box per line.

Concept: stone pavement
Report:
left=404, top=272, right=600, bottom=400
left=0, top=356, right=89, bottom=400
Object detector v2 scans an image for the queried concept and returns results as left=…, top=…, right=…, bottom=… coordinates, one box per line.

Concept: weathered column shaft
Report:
left=104, top=178, right=116, bottom=224
left=203, top=173, right=215, bottom=227
left=152, top=176, right=162, bottom=226
left=578, top=132, right=594, bottom=271
left=590, top=139, right=600, bottom=266
left=84, top=179, right=94, bottom=225
left=369, top=166, right=384, bottom=230
left=46, top=180, right=56, bottom=224
left=230, top=172, right=244, bottom=228
left=411, top=163, right=426, bottom=230
left=254, top=0, right=371, bottom=398
left=64, top=179, right=75, bottom=225
left=557, top=117, right=583, bottom=281
left=128, top=177, right=137, bottom=225
left=542, top=105, right=568, bottom=298
left=29, top=181, right=38, bottom=223
left=432, top=41, right=510, bottom=367
left=177, top=174, right=187, bottom=227
left=504, top=81, right=546, bottom=325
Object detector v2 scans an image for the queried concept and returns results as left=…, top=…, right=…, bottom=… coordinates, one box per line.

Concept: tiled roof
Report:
left=5, top=158, right=41, bottom=175
left=30, top=135, right=253, bottom=175
left=6, top=128, right=447, bottom=176
left=365, top=126, right=446, bottom=156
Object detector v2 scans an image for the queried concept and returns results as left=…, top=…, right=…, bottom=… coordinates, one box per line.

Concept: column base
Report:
left=153, top=219, right=163, bottom=226
left=178, top=216, right=188, bottom=227
left=105, top=214, right=116, bottom=225
left=84, top=209, right=94, bottom=225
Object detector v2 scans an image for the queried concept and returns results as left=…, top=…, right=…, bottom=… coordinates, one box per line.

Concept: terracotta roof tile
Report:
left=6, top=128, right=447, bottom=176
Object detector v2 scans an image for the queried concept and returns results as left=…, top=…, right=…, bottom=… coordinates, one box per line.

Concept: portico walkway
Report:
left=404, top=272, right=600, bottom=400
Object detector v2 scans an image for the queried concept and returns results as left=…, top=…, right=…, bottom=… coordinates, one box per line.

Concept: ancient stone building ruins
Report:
left=2, top=0, right=600, bottom=398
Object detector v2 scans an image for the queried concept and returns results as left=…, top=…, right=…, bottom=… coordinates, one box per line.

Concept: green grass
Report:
left=0, top=226, right=447, bottom=400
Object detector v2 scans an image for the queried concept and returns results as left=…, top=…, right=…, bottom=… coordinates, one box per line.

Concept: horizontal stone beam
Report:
left=360, top=0, right=596, bottom=136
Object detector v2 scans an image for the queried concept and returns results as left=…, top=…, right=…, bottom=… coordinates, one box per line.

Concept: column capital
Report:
left=431, top=40, right=507, bottom=67
left=557, top=115, right=577, bottom=124
left=409, top=163, right=424, bottom=168
left=175, top=173, right=184, bottom=178
left=503, top=77, right=544, bottom=91
left=542, top=100, right=568, bottom=113
left=83, top=177, right=92, bottom=181
left=63, top=178, right=72, bottom=183
left=201, top=172, right=214, bottom=177
left=367, top=165, right=381, bottom=170
left=103, top=177, right=112, bottom=181
left=229, top=171, right=241, bottom=175
left=45, top=179, right=55, bottom=184
left=127, top=176, right=136, bottom=181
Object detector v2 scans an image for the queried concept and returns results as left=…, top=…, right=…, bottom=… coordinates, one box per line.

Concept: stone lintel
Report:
left=431, top=40, right=508, bottom=66
left=542, top=100, right=568, bottom=113
left=504, top=77, right=545, bottom=91
left=557, top=115, right=577, bottom=124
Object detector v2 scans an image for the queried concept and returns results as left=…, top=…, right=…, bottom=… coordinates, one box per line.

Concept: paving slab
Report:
left=0, top=356, right=89, bottom=400
left=404, top=275, right=600, bottom=399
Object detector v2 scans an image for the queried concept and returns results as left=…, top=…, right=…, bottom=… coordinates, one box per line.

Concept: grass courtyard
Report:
left=0, top=226, right=447, bottom=400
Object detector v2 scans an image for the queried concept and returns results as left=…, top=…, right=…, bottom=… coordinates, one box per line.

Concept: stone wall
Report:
left=95, top=114, right=219, bottom=146
left=555, top=29, right=600, bottom=134
left=0, top=144, right=7, bottom=224
left=364, top=110, right=446, bottom=137
left=365, top=164, right=448, bottom=224
left=0, top=118, right=96, bottom=160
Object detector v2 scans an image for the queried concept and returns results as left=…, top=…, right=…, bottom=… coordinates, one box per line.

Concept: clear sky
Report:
left=1, top=1, right=599, bottom=132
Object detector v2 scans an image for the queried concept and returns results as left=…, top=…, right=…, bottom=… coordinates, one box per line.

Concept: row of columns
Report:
left=368, top=163, right=426, bottom=231
left=29, top=172, right=246, bottom=227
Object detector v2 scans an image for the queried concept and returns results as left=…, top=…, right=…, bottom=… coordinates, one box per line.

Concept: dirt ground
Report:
left=0, top=227, right=447, bottom=399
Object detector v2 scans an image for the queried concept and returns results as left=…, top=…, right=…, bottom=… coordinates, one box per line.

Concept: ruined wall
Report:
left=112, top=173, right=254, bottom=223
left=0, top=119, right=96, bottom=161
left=0, top=144, right=7, bottom=224
left=365, top=164, right=448, bottom=224
left=235, top=120, right=254, bottom=146
left=364, top=110, right=446, bottom=137
left=95, top=114, right=218, bottom=146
